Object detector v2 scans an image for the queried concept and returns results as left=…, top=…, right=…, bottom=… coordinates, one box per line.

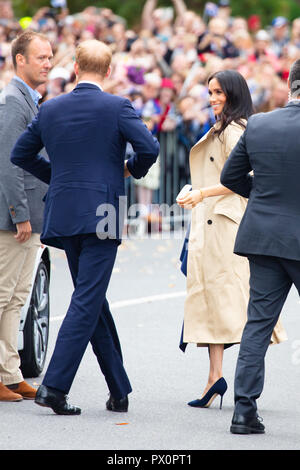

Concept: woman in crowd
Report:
left=177, top=69, right=286, bottom=409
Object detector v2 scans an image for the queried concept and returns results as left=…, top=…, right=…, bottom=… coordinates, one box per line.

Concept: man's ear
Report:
left=15, top=53, right=26, bottom=68
left=74, top=61, right=79, bottom=76
left=105, top=65, right=111, bottom=79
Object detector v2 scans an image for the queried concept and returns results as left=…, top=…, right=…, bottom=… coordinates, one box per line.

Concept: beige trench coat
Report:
left=183, top=121, right=287, bottom=347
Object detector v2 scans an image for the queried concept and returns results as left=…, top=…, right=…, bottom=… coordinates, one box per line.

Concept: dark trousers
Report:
left=234, top=254, right=300, bottom=416
left=43, top=234, right=132, bottom=399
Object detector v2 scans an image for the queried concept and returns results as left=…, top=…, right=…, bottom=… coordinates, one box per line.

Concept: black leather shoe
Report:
left=35, top=385, right=81, bottom=415
left=230, top=412, right=265, bottom=434
left=106, top=393, right=128, bottom=412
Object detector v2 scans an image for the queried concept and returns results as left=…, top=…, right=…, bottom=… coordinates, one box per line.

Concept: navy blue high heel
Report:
left=188, top=377, right=228, bottom=409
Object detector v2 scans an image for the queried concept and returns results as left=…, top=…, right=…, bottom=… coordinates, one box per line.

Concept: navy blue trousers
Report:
left=43, top=234, right=132, bottom=399
left=234, top=254, right=300, bottom=416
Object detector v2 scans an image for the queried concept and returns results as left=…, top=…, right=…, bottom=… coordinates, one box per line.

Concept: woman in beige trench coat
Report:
left=177, top=70, right=287, bottom=409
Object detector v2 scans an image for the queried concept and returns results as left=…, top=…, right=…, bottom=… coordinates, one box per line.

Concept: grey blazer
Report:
left=0, top=78, right=48, bottom=233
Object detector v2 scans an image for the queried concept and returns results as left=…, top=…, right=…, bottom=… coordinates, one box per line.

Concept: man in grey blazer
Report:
left=221, top=59, right=300, bottom=435
left=0, top=30, right=52, bottom=401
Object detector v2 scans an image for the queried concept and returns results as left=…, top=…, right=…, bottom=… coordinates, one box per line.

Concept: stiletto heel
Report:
left=188, top=377, right=227, bottom=409
left=220, top=394, right=223, bottom=410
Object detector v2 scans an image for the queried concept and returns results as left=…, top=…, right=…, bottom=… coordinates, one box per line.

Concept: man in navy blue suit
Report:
left=221, top=59, right=300, bottom=434
left=11, top=39, right=159, bottom=415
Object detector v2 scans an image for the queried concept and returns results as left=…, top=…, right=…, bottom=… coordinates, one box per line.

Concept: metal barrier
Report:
left=124, top=130, right=191, bottom=235
left=126, top=130, right=191, bottom=204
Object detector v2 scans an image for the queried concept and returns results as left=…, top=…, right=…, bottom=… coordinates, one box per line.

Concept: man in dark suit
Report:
left=11, top=39, right=159, bottom=415
left=221, top=59, right=300, bottom=435
left=0, top=30, right=52, bottom=402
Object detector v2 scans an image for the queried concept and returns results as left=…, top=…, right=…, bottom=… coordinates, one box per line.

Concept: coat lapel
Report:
left=11, top=78, right=39, bottom=116
left=189, top=119, right=244, bottom=160
left=190, top=125, right=216, bottom=160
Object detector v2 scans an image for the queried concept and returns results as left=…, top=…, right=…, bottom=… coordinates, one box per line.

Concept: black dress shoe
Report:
left=35, top=385, right=81, bottom=415
left=230, top=412, right=265, bottom=434
left=106, top=393, right=128, bottom=412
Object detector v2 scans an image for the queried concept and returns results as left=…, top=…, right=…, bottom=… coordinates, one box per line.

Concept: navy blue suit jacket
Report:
left=221, top=101, right=300, bottom=261
left=11, top=83, right=159, bottom=248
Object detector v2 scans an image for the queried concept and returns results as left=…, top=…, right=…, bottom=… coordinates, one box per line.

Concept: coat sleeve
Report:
left=118, top=98, right=160, bottom=179
left=0, top=95, right=32, bottom=224
left=220, top=122, right=253, bottom=198
left=10, top=109, right=51, bottom=185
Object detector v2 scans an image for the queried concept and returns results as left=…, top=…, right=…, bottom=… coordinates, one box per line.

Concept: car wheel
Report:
left=20, top=260, right=50, bottom=378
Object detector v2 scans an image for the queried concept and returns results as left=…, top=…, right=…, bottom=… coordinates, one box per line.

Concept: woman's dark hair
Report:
left=208, top=69, right=254, bottom=137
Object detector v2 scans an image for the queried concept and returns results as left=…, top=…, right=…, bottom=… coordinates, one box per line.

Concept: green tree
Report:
left=11, top=0, right=300, bottom=28
left=230, top=0, right=300, bottom=26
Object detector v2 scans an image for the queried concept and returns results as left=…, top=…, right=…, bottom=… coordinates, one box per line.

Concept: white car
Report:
left=18, top=245, right=51, bottom=378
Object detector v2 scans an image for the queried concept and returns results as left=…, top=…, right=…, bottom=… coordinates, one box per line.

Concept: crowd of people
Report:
left=1, top=0, right=300, bottom=211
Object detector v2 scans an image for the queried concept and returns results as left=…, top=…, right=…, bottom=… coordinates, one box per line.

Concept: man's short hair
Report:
left=75, top=40, right=112, bottom=78
left=11, top=30, right=49, bottom=69
left=289, top=59, right=300, bottom=98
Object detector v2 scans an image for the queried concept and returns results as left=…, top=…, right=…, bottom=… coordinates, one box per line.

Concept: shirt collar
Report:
left=78, top=80, right=103, bottom=91
left=13, top=75, right=42, bottom=107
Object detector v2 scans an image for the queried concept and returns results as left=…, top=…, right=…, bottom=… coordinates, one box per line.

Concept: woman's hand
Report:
left=177, top=189, right=204, bottom=209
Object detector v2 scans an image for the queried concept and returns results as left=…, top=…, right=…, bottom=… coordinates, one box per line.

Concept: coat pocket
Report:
left=213, top=203, right=243, bottom=225
left=24, top=173, right=36, bottom=190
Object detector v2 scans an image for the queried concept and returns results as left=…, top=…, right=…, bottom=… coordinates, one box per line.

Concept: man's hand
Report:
left=124, top=160, right=131, bottom=178
left=14, top=221, right=32, bottom=243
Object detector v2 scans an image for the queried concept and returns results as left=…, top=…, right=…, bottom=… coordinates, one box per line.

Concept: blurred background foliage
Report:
left=11, top=0, right=300, bottom=28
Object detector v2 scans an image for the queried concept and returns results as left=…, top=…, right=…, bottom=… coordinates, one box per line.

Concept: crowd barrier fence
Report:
left=124, top=130, right=191, bottom=237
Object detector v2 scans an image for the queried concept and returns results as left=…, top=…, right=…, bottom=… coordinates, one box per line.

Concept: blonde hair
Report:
left=75, top=39, right=112, bottom=78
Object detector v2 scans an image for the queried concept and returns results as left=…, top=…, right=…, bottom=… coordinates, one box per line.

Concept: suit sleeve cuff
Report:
left=126, top=157, right=146, bottom=179
left=9, top=205, right=30, bottom=224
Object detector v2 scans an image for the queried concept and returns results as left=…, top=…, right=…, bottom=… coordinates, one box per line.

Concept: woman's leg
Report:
left=201, top=344, right=224, bottom=396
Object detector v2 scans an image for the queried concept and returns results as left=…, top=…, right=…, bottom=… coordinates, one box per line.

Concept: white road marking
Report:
left=50, top=290, right=186, bottom=322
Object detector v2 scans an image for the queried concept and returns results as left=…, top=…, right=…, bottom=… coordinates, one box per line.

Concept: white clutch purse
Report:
left=176, top=184, right=192, bottom=202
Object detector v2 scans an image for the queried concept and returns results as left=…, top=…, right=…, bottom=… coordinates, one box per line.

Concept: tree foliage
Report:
left=11, top=0, right=300, bottom=28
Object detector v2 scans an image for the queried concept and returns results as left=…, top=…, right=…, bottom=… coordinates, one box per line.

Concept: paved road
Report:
left=1, top=235, right=300, bottom=452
